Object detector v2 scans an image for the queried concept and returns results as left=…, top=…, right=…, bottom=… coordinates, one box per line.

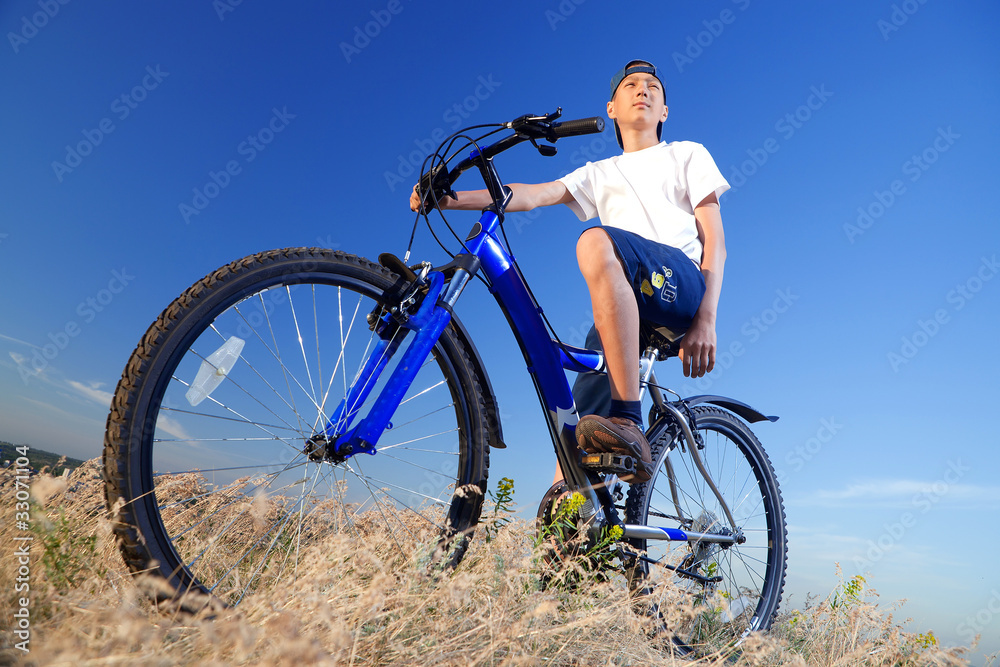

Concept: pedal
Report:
left=580, top=452, right=636, bottom=477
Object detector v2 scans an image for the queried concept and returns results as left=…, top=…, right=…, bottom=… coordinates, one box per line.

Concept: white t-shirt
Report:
left=558, top=141, right=729, bottom=266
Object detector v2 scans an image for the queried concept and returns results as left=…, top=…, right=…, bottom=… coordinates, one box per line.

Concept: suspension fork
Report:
left=320, top=263, right=476, bottom=457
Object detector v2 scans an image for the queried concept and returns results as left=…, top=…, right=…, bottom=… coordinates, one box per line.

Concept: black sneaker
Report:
left=575, top=415, right=654, bottom=483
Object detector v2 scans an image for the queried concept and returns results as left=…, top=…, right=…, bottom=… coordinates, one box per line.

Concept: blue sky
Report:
left=2, top=0, right=998, bottom=659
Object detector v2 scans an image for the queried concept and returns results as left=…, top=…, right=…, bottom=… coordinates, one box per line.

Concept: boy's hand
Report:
left=410, top=184, right=457, bottom=213
left=679, top=314, right=716, bottom=378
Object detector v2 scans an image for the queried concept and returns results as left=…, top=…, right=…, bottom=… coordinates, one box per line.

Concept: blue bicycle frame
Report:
left=319, top=140, right=747, bottom=547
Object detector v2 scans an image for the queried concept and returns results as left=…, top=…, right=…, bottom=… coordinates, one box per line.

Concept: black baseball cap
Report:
left=609, top=59, right=666, bottom=148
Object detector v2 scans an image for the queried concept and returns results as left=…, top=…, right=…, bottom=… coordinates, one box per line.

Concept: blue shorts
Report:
left=572, top=227, right=705, bottom=421
left=590, top=226, right=706, bottom=333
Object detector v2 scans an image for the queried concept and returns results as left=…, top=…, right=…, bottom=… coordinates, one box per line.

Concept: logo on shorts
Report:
left=658, top=266, right=677, bottom=303
left=640, top=279, right=654, bottom=296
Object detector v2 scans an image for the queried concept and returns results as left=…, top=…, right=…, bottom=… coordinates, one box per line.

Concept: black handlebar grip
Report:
left=549, top=117, right=605, bottom=139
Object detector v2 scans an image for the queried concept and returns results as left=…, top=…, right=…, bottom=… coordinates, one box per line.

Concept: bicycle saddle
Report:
left=640, top=322, right=684, bottom=360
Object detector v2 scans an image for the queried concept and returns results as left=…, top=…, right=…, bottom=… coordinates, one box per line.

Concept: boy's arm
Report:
left=680, top=192, right=726, bottom=378
left=410, top=181, right=573, bottom=213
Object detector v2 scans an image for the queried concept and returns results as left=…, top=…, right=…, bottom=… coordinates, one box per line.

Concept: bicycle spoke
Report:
left=376, top=450, right=457, bottom=479
left=385, top=403, right=455, bottom=431
left=285, top=284, right=319, bottom=407
left=377, top=428, right=460, bottom=451
left=318, top=288, right=364, bottom=420
left=166, top=382, right=305, bottom=455
left=159, top=405, right=293, bottom=432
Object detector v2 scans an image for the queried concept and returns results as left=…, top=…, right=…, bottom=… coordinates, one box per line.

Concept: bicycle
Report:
left=102, top=108, right=787, bottom=654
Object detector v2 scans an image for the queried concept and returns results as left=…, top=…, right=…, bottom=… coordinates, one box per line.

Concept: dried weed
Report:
left=0, top=460, right=974, bottom=666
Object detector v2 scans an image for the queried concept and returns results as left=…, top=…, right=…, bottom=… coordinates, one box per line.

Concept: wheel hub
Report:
left=304, top=434, right=352, bottom=464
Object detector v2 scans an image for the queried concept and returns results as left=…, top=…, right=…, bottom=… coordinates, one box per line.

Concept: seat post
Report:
left=638, top=347, right=658, bottom=404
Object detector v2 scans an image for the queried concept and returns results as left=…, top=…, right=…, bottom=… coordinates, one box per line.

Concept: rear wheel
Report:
left=625, top=405, right=787, bottom=653
left=103, top=248, right=490, bottom=606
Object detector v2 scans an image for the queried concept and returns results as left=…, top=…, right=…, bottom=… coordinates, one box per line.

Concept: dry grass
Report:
left=0, top=459, right=978, bottom=666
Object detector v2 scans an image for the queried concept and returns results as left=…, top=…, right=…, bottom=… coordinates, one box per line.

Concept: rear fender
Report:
left=684, top=395, right=778, bottom=424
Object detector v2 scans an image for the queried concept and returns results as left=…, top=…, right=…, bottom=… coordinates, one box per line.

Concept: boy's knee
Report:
left=576, top=228, right=615, bottom=269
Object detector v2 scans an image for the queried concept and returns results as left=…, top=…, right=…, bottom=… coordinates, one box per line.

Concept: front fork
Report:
left=316, top=264, right=474, bottom=460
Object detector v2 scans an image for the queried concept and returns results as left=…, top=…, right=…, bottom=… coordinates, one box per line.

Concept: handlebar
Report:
left=450, top=110, right=605, bottom=179
left=416, top=109, right=604, bottom=211
left=548, top=116, right=606, bottom=139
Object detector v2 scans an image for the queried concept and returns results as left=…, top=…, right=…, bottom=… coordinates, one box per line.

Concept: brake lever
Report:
left=507, top=107, right=563, bottom=134
left=416, top=162, right=457, bottom=212
left=525, top=108, right=562, bottom=123
left=530, top=138, right=557, bottom=157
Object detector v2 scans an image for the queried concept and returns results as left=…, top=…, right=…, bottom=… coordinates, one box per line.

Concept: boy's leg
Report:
left=574, top=227, right=653, bottom=483
left=572, top=325, right=613, bottom=418
left=569, top=226, right=704, bottom=484
left=554, top=325, right=611, bottom=484
left=576, top=228, right=640, bottom=403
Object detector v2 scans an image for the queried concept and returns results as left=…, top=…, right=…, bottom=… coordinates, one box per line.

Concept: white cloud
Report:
left=156, top=414, right=193, bottom=441
left=0, top=333, right=40, bottom=348
left=3, top=350, right=49, bottom=381
left=795, top=476, right=1000, bottom=509
left=814, top=479, right=933, bottom=501
left=66, top=380, right=114, bottom=407
left=18, top=397, right=105, bottom=432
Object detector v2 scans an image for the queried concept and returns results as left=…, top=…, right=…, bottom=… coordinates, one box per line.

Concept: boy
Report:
left=410, top=59, right=729, bottom=484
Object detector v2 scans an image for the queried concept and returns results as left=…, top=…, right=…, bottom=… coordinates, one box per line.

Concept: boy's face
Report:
left=607, top=71, right=668, bottom=134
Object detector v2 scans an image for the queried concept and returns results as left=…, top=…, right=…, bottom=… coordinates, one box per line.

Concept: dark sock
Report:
left=608, top=399, right=642, bottom=427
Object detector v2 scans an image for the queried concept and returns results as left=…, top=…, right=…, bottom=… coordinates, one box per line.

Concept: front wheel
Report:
left=103, top=248, right=490, bottom=606
left=625, top=405, right=787, bottom=654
